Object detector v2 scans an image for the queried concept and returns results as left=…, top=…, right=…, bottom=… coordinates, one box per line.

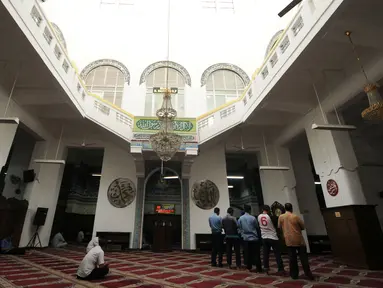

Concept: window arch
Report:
left=201, top=63, right=250, bottom=111
left=265, top=30, right=284, bottom=58
left=144, top=67, right=186, bottom=117
left=51, top=23, right=67, bottom=50
left=81, top=59, right=130, bottom=107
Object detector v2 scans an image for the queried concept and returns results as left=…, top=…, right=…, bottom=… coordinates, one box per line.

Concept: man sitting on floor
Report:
left=77, top=238, right=109, bottom=280
left=51, top=232, right=67, bottom=248
left=86, top=236, right=99, bottom=253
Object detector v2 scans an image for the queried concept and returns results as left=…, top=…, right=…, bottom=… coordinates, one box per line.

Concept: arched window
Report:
left=206, top=70, right=245, bottom=111
left=81, top=59, right=130, bottom=108
left=144, top=67, right=185, bottom=117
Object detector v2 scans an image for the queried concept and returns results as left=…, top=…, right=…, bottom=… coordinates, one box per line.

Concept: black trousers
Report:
left=211, top=233, right=223, bottom=266
left=263, top=239, right=284, bottom=271
left=77, top=266, right=109, bottom=280
left=226, top=237, right=241, bottom=267
left=287, top=246, right=312, bottom=279
left=243, top=240, right=262, bottom=271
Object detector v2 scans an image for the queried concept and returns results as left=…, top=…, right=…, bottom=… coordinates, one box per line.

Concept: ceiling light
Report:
left=311, top=124, right=356, bottom=131
left=227, top=176, right=244, bottom=179
left=228, top=185, right=234, bottom=188
left=259, top=166, right=290, bottom=171
left=92, top=174, right=102, bottom=177
left=34, top=159, right=66, bottom=165
left=163, top=176, right=179, bottom=179
left=315, top=182, right=321, bottom=185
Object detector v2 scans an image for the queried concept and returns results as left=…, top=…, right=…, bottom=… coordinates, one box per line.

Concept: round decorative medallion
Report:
left=326, top=179, right=339, bottom=197
left=191, top=180, right=220, bottom=210
left=107, top=178, right=136, bottom=208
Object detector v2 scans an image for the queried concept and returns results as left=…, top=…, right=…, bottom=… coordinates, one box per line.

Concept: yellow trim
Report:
left=89, top=93, right=135, bottom=118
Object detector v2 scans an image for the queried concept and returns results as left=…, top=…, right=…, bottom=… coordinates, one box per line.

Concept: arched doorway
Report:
left=141, top=167, right=183, bottom=250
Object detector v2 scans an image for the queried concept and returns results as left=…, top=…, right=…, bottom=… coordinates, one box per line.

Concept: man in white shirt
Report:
left=86, top=237, right=99, bottom=253
left=77, top=230, right=85, bottom=244
left=258, top=205, right=285, bottom=273
left=77, top=239, right=109, bottom=280
left=51, top=232, right=67, bottom=248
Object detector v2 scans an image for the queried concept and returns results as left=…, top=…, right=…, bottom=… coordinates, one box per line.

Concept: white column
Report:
left=290, top=141, right=327, bottom=235
left=19, top=140, right=66, bottom=247
left=0, top=121, right=18, bottom=169
left=305, top=112, right=366, bottom=207
left=259, top=145, right=310, bottom=250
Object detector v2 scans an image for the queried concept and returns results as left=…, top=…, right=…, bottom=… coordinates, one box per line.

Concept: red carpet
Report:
left=0, top=247, right=383, bottom=288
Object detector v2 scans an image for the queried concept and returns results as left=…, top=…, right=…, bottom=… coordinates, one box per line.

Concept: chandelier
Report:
left=149, top=89, right=182, bottom=161
left=345, top=31, right=383, bottom=121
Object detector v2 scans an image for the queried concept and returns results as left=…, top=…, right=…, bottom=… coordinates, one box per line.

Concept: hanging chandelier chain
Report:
left=345, top=31, right=369, bottom=83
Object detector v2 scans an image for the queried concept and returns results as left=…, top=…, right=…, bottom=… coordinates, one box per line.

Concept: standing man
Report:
left=258, top=205, right=285, bottom=274
left=208, top=207, right=223, bottom=267
left=278, top=203, right=314, bottom=280
left=77, top=238, right=109, bottom=280
left=222, top=207, right=241, bottom=269
left=238, top=206, right=262, bottom=272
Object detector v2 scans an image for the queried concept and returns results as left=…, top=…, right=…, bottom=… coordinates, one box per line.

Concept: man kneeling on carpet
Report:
left=77, top=238, right=109, bottom=280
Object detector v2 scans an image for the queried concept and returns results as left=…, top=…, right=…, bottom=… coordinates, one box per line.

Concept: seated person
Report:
left=51, top=232, right=67, bottom=248
left=77, top=230, right=85, bottom=244
left=77, top=238, right=109, bottom=280
left=86, top=236, right=99, bottom=253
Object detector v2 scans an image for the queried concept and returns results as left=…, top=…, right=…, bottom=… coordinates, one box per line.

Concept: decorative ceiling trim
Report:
left=80, top=59, right=131, bottom=84
left=200, top=63, right=250, bottom=87
left=51, top=23, right=67, bottom=50
left=139, top=61, right=192, bottom=86
left=265, top=30, right=284, bottom=58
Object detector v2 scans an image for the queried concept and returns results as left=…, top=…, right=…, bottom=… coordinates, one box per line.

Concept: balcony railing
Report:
left=6, top=0, right=338, bottom=145
left=7, top=0, right=134, bottom=142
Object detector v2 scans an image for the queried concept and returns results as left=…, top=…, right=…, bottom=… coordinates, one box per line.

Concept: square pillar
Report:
left=19, top=140, right=66, bottom=247
left=0, top=119, right=18, bottom=169
left=259, top=145, right=310, bottom=250
left=305, top=111, right=383, bottom=269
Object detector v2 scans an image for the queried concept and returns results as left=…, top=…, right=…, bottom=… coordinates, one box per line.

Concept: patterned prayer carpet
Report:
left=1, top=246, right=383, bottom=288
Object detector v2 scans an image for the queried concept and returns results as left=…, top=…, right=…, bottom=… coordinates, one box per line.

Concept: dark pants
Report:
left=287, top=246, right=312, bottom=279
left=226, top=237, right=241, bottom=268
left=263, top=239, right=284, bottom=271
left=211, top=233, right=223, bottom=266
left=77, top=266, right=109, bottom=280
left=243, top=240, right=262, bottom=271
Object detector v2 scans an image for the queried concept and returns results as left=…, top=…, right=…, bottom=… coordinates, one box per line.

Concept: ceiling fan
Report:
left=70, top=136, right=97, bottom=148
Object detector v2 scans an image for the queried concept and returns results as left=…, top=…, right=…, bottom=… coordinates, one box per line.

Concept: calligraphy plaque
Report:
left=326, top=179, right=339, bottom=197
left=133, top=117, right=196, bottom=134
left=191, top=180, right=219, bottom=210
left=107, top=178, right=136, bottom=208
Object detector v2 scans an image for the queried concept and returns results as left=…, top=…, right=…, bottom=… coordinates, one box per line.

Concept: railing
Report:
left=7, top=0, right=134, bottom=141
left=196, top=0, right=337, bottom=144
left=7, top=0, right=337, bottom=146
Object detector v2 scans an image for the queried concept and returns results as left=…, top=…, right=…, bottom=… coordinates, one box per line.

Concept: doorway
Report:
left=142, top=165, right=182, bottom=249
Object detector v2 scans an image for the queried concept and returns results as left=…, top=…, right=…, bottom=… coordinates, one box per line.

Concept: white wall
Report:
left=189, top=143, right=229, bottom=249
left=290, top=138, right=327, bottom=236
left=92, top=142, right=137, bottom=248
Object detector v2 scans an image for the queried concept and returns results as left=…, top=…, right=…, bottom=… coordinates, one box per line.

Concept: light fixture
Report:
left=33, top=126, right=66, bottom=166
left=227, top=176, right=244, bottom=179
left=259, top=166, right=290, bottom=171
left=315, top=182, right=321, bottom=185
left=310, top=71, right=356, bottom=131
left=0, top=117, right=19, bottom=124
left=260, top=132, right=290, bottom=171
left=228, top=185, right=234, bottom=188
left=163, top=176, right=178, bottom=179
left=149, top=0, right=182, bottom=162
left=91, top=174, right=102, bottom=177
left=345, top=31, right=383, bottom=121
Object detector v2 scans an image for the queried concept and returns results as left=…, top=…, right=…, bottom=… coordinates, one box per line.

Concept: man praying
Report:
left=51, top=232, right=67, bottom=248
left=77, top=238, right=109, bottom=280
